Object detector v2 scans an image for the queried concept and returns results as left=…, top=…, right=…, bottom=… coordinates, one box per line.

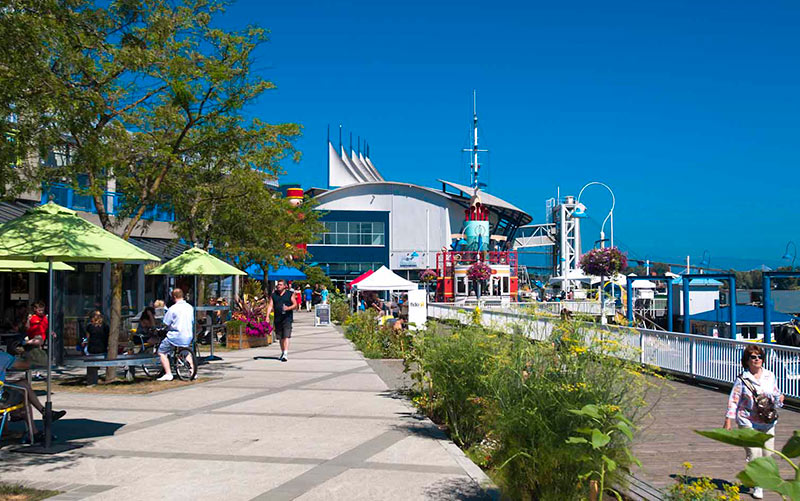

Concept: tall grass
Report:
left=343, top=310, right=410, bottom=359
left=406, top=318, right=661, bottom=500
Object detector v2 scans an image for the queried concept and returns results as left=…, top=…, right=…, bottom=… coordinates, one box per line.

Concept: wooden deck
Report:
left=632, top=376, right=800, bottom=500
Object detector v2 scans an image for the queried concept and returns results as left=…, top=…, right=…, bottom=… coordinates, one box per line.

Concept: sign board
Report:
left=407, top=289, right=427, bottom=331
left=315, top=304, right=331, bottom=327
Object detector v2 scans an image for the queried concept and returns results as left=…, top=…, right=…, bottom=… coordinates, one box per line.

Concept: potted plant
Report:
left=467, top=261, right=492, bottom=301
left=227, top=295, right=273, bottom=348
left=579, top=247, right=627, bottom=324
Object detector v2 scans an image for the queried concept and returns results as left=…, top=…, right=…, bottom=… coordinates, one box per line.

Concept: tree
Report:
left=0, top=0, right=297, bottom=379
left=301, top=265, right=333, bottom=291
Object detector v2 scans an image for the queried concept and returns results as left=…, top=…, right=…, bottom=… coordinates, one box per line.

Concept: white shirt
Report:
left=163, top=299, right=194, bottom=347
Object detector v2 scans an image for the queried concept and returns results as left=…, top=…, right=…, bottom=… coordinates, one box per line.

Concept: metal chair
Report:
left=0, top=380, right=35, bottom=445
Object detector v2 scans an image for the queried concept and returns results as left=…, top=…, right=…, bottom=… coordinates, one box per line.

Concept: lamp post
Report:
left=699, top=250, right=711, bottom=274
left=782, top=241, right=797, bottom=270
left=577, top=182, right=616, bottom=249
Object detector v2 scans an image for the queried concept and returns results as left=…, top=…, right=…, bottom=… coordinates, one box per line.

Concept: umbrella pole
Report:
left=45, top=259, right=53, bottom=448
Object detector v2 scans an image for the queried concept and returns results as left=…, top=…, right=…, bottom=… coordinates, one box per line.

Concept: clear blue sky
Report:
left=222, top=0, right=800, bottom=270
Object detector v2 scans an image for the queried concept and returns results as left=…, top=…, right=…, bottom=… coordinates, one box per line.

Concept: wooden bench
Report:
left=62, top=354, right=159, bottom=385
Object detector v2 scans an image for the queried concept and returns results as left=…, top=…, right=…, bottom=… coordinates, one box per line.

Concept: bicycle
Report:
left=133, top=327, right=197, bottom=380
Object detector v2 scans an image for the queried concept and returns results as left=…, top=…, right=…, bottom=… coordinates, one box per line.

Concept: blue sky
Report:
left=221, top=0, right=800, bottom=270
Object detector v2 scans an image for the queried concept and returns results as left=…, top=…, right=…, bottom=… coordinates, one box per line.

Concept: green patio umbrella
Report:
left=146, top=247, right=247, bottom=277
left=0, top=259, right=75, bottom=273
left=0, top=202, right=159, bottom=450
left=147, top=247, right=245, bottom=361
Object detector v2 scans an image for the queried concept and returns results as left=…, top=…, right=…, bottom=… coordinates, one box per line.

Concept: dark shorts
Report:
left=274, top=321, right=292, bottom=340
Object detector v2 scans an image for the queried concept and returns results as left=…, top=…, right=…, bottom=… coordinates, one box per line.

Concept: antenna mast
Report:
left=463, top=90, right=488, bottom=192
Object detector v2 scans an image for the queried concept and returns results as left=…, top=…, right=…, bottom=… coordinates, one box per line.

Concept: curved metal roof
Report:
left=437, top=180, right=527, bottom=215
left=312, top=181, right=531, bottom=225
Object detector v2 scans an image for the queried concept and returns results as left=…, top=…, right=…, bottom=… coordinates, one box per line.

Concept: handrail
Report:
left=427, top=302, right=800, bottom=400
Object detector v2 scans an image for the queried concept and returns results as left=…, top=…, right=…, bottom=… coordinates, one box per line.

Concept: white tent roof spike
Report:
left=328, top=141, right=361, bottom=187
left=354, top=266, right=418, bottom=291
left=364, top=155, right=383, bottom=181
left=351, top=149, right=376, bottom=182
left=341, top=146, right=369, bottom=183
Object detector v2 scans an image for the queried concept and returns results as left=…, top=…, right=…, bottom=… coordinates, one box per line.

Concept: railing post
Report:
left=683, top=279, right=691, bottom=334
left=626, top=279, right=634, bottom=325
left=667, top=285, right=674, bottom=332
left=639, top=329, right=645, bottom=364
left=690, top=337, right=696, bottom=376
left=729, top=276, right=737, bottom=340
left=764, top=274, right=773, bottom=343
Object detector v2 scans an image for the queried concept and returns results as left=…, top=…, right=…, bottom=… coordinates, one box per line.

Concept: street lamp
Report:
left=577, top=182, right=616, bottom=248
left=699, top=250, right=710, bottom=273
left=782, top=241, right=797, bottom=269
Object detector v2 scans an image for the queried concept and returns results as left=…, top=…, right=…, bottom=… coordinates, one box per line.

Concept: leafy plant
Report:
left=406, top=317, right=660, bottom=500
left=696, top=427, right=800, bottom=499
left=565, top=404, right=641, bottom=501
left=664, top=462, right=740, bottom=501
left=344, top=310, right=410, bottom=359
left=233, top=295, right=271, bottom=337
left=329, top=291, right=350, bottom=324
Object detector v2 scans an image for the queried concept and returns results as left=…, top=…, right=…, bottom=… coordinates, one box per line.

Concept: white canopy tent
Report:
left=355, top=266, right=418, bottom=291
left=548, top=268, right=593, bottom=284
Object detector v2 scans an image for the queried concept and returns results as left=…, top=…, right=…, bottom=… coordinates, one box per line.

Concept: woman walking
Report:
left=724, top=344, right=784, bottom=499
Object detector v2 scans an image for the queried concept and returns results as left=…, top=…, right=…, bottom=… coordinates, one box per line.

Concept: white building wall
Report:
left=315, top=184, right=462, bottom=271
left=674, top=285, right=720, bottom=315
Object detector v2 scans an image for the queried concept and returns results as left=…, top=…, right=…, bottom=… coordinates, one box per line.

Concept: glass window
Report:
left=372, top=234, right=383, bottom=245
left=373, top=222, right=385, bottom=234
left=457, top=277, right=466, bottom=294
left=347, top=222, right=359, bottom=233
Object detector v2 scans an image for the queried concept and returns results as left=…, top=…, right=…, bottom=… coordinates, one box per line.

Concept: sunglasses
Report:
left=749, top=354, right=763, bottom=360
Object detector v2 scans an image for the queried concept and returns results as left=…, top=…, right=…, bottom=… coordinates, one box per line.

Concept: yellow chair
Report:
left=0, top=380, right=34, bottom=445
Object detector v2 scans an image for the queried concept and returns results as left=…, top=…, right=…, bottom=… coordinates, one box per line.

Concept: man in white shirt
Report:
left=157, top=288, right=195, bottom=381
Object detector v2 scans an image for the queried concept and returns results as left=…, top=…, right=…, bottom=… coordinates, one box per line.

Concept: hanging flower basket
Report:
left=579, top=247, right=628, bottom=278
left=419, top=269, right=437, bottom=283
left=467, top=261, right=492, bottom=282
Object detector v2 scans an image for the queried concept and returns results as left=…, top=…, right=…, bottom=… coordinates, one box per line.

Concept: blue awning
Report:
left=245, top=264, right=307, bottom=281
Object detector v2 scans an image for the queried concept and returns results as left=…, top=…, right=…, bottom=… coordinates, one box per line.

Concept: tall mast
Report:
left=463, top=90, right=487, bottom=192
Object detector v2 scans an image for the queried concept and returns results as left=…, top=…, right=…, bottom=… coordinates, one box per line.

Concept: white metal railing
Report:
left=427, top=303, right=800, bottom=400
left=502, top=300, right=616, bottom=317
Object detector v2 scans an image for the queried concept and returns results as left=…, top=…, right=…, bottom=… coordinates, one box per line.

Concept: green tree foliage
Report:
left=0, top=0, right=301, bottom=378
left=301, top=265, right=333, bottom=291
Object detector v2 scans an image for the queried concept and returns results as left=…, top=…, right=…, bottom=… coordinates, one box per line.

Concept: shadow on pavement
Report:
left=1, top=418, right=124, bottom=451
left=253, top=356, right=282, bottom=361
left=423, top=477, right=495, bottom=501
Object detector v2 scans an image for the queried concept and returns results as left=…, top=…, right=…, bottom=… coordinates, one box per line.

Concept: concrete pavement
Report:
left=0, top=312, right=497, bottom=501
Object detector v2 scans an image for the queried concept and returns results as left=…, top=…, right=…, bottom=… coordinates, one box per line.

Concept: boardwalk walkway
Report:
left=0, top=313, right=495, bottom=501
left=633, top=377, right=800, bottom=500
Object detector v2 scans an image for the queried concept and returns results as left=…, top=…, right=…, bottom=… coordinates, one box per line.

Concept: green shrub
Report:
left=407, top=324, right=509, bottom=448
left=406, top=317, right=660, bottom=500
left=329, top=291, right=350, bottom=324
left=344, top=310, right=410, bottom=359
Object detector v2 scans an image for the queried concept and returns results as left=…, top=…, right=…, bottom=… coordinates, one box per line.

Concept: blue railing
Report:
left=41, top=184, right=175, bottom=222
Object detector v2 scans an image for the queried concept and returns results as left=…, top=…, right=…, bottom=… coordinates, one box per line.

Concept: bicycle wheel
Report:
left=175, top=348, right=197, bottom=381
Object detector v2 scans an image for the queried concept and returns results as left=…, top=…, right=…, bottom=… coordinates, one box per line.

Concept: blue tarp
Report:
left=691, top=305, right=794, bottom=324
left=245, top=264, right=307, bottom=281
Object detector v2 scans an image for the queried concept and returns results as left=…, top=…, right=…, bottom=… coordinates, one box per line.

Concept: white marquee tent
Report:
left=355, top=266, right=418, bottom=291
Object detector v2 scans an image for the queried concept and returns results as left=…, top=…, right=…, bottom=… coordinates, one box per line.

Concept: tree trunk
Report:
left=106, top=262, right=124, bottom=381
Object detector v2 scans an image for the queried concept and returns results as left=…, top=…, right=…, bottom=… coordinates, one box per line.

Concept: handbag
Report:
left=740, top=375, right=778, bottom=424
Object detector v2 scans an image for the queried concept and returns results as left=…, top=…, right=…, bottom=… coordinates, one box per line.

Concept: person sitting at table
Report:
left=0, top=350, right=66, bottom=443
left=83, top=310, right=109, bottom=355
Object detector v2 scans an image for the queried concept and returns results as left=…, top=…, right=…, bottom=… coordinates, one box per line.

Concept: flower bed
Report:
left=404, top=318, right=659, bottom=500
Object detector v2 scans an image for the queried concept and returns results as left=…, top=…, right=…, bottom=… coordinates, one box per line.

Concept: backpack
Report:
left=739, top=375, right=778, bottom=424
